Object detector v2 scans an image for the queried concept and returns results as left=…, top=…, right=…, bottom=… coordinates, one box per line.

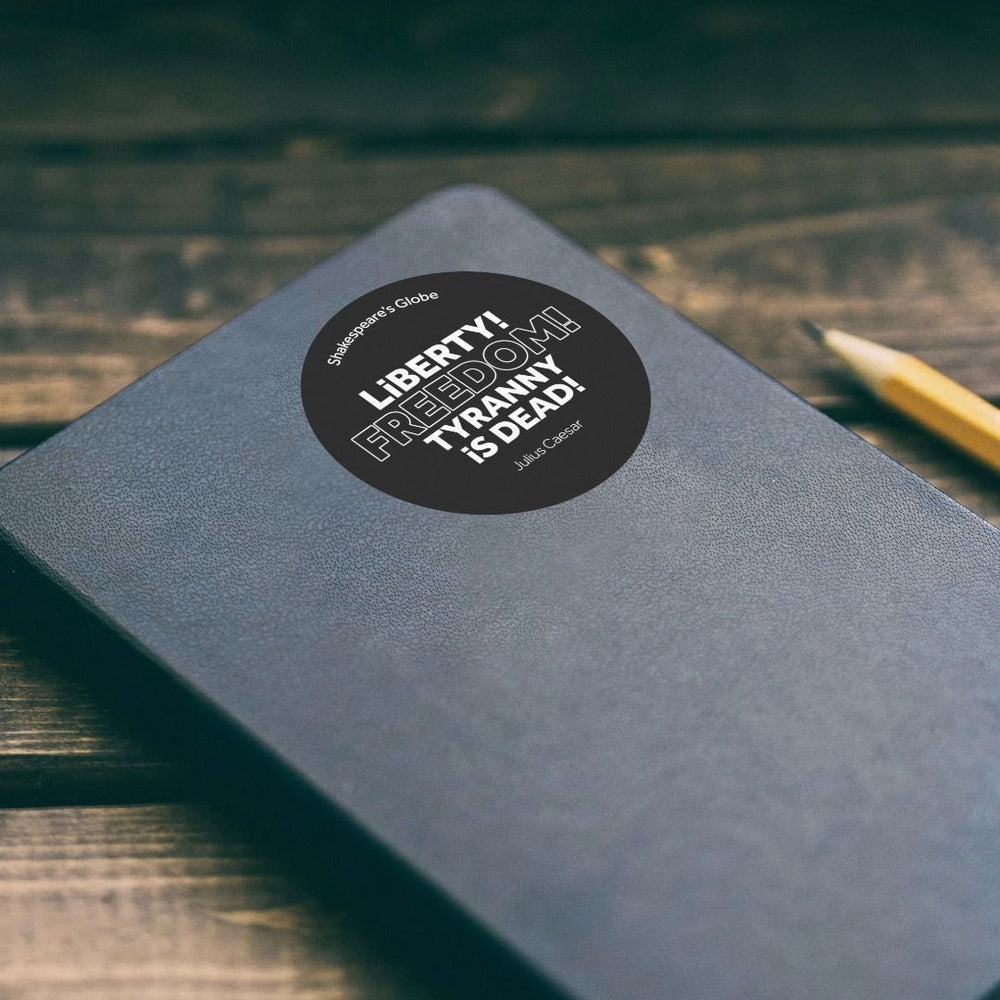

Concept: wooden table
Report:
left=1, top=5, right=998, bottom=997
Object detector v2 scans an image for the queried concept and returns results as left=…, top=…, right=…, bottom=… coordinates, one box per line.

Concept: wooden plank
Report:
left=0, top=632, right=179, bottom=805
left=1, top=143, right=998, bottom=425
left=3, top=142, right=998, bottom=240
left=0, top=802, right=429, bottom=1000
left=599, top=191, right=1000, bottom=407
left=0, top=2, right=998, bottom=144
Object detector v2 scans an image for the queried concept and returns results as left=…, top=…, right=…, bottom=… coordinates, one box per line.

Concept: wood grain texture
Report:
left=0, top=803, right=430, bottom=1000
left=5, top=142, right=998, bottom=239
left=1, top=1, right=997, bottom=144
left=0, top=633, right=180, bottom=806
left=1, top=142, right=999, bottom=424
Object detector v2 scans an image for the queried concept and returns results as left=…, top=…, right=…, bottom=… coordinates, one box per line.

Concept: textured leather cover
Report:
left=1, top=185, right=998, bottom=1000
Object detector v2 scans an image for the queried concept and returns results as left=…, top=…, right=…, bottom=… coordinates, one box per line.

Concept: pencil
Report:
left=800, top=320, right=1000, bottom=474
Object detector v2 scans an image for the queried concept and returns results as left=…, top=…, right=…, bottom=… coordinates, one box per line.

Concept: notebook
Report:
left=1, top=185, right=997, bottom=1000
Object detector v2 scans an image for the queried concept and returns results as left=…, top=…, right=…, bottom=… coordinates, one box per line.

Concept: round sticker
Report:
left=301, top=272, right=650, bottom=514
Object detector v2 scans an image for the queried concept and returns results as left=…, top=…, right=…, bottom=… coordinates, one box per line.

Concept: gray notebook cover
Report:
left=0, top=185, right=997, bottom=999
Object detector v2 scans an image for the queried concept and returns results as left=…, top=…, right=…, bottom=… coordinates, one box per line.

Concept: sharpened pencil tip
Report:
left=799, top=319, right=827, bottom=345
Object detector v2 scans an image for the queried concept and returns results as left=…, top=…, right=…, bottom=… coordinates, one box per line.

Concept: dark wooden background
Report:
left=1, top=2, right=999, bottom=997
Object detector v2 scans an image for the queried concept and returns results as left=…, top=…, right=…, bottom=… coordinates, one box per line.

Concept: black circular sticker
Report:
left=301, top=272, right=650, bottom=514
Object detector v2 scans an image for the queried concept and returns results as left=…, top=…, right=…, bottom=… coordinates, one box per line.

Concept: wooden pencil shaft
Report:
left=804, top=320, right=1000, bottom=474
left=881, top=356, right=1000, bottom=473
